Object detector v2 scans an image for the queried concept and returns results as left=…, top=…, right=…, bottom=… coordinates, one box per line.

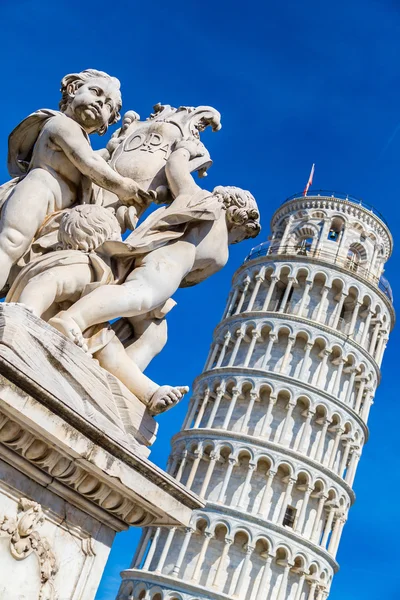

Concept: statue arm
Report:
left=165, top=147, right=199, bottom=199
left=49, top=120, right=149, bottom=204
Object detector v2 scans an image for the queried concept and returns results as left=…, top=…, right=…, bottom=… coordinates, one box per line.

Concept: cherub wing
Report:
left=7, top=109, right=61, bottom=177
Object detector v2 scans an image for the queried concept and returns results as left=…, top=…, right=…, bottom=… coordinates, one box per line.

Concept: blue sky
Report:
left=0, top=1, right=399, bottom=598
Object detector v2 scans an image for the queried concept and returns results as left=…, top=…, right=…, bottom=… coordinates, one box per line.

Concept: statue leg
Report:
left=95, top=335, right=188, bottom=413
left=0, top=173, right=55, bottom=290
left=15, top=278, right=59, bottom=317
left=50, top=242, right=196, bottom=341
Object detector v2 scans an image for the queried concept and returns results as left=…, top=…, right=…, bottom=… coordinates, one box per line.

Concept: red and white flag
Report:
left=303, top=163, right=315, bottom=196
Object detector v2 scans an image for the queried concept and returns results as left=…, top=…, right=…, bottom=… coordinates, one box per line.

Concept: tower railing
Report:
left=245, top=243, right=393, bottom=303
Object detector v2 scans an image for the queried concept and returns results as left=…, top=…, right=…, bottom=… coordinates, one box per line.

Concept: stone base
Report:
left=0, top=304, right=203, bottom=600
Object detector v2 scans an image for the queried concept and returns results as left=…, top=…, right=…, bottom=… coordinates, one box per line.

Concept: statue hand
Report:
left=119, top=178, right=156, bottom=206
left=175, top=137, right=207, bottom=160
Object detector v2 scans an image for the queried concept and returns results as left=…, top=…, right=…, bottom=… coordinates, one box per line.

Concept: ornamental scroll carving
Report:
left=0, top=498, right=58, bottom=600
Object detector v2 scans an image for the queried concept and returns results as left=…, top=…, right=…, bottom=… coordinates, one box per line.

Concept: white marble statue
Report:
left=0, top=69, right=261, bottom=420
left=49, top=138, right=261, bottom=344
left=6, top=204, right=188, bottom=415
left=0, top=69, right=152, bottom=291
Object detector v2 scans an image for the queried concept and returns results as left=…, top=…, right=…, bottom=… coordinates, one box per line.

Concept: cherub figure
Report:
left=49, top=138, right=261, bottom=343
left=6, top=204, right=188, bottom=415
left=0, top=69, right=151, bottom=291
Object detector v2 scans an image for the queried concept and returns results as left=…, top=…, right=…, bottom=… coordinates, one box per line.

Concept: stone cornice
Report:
left=0, top=377, right=204, bottom=531
left=232, top=253, right=395, bottom=324
left=171, top=428, right=355, bottom=504
left=214, top=311, right=382, bottom=383
left=193, top=368, right=369, bottom=443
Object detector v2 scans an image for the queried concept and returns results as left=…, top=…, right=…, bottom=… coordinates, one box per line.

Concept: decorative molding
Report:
left=0, top=411, right=157, bottom=528
left=0, top=498, right=58, bottom=600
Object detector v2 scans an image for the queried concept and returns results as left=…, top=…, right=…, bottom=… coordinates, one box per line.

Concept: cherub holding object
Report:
left=6, top=204, right=188, bottom=415
left=49, top=138, right=261, bottom=343
left=0, top=69, right=152, bottom=291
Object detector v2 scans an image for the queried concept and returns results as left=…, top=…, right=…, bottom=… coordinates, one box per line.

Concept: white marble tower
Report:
left=117, top=191, right=394, bottom=600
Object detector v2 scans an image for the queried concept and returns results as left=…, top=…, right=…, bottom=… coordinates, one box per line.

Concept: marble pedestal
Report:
left=0, top=304, right=202, bottom=600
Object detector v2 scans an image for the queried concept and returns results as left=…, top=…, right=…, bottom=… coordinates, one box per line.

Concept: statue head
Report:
left=213, top=185, right=261, bottom=244
left=58, top=205, right=122, bottom=252
left=60, top=69, right=122, bottom=135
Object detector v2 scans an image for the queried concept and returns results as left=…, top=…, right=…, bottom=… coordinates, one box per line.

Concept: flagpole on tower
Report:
left=303, top=163, right=315, bottom=196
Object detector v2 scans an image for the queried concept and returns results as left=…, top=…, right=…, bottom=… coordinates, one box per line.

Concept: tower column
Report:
left=237, top=461, right=256, bottom=508
left=294, top=572, right=306, bottom=600
left=241, top=391, right=258, bottom=433
left=299, top=342, right=313, bottom=379
left=348, top=300, right=362, bottom=336
left=258, top=469, right=277, bottom=518
left=279, top=399, right=296, bottom=444
left=332, top=357, right=345, bottom=396
left=143, top=527, right=161, bottom=570
left=278, top=277, right=295, bottom=312
left=261, top=393, right=277, bottom=438
left=186, top=447, right=203, bottom=489
left=244, top=330, right=260, bottom=367
left=321, top=505, right=337, bottom=548
left=328, top=427, right=345, bottom=470
left=311, top=494, right=328, bottom=542
left=255, top=555, right=274, bottom=600
left=344, top=368, right=357, bottom=406
left=315, top=285, right=330, bottom=322
left=295, top=485, right=314, bottom=534
left=360, top=307, right=373, bottom=346
left=277, top=562, right=293, bottom=600
left=222, top=388, right=240, bottom=429
left=278, top=477, right=296, bottom=524
left=193, top=389, right=211, bottom=428
left=261, top=332, right=277, bottom=369
left=200, top=451, right=219, bottom=497
left=298, top=280, right=313, bottom=317
left=354, top=377, right=366, bottom=413
left=345, top=447, right=361, bottom=486
left=314, top=417, right=331, bottom=462
left=234, top=544, right=254, bottom=597
left=175, top=450, right=188, bottom=482
left=217, top=457, right=237, bottom=503
left=297, top=409, right=316, bottom=453
left=183, top=395, right=200, bottom=429
left=216, top=332, right=231, bottom=367
left=316, top=348, right=331, bottom=388
left=369, top=319, right=381, bottom=354
left=331, top=291, right=347, bottom=329
left=191, top=532, right=213, bottom=582
left=247, top=272, right=265, bottom=311
left=262, top=275, right=278, bottom=311
left=212, top=537, right=233, bottom=589
left=235, top=277, right=251, bottom=314
left=280, top=335, right=295, bottom=374
left=155, top=527, right=176, bottom=573
left=222, top=286, right=238, bottom=319
left=228, top=329, right=245, bottom=366
left=206, top=387, right=225, bottom=428
left=172, top=527, right=194, bottom=577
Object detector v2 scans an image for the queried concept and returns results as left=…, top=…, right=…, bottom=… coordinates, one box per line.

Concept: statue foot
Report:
left=49, top=312, right=88, bottom=353
left=148, top=385, right=189, bottom=416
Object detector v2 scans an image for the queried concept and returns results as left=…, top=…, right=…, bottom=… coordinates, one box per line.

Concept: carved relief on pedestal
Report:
left=0, top=498, right=58, bottom=600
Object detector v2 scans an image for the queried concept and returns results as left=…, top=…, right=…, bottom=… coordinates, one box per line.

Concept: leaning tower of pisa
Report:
left=117, top=191, right=394, bottom=600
